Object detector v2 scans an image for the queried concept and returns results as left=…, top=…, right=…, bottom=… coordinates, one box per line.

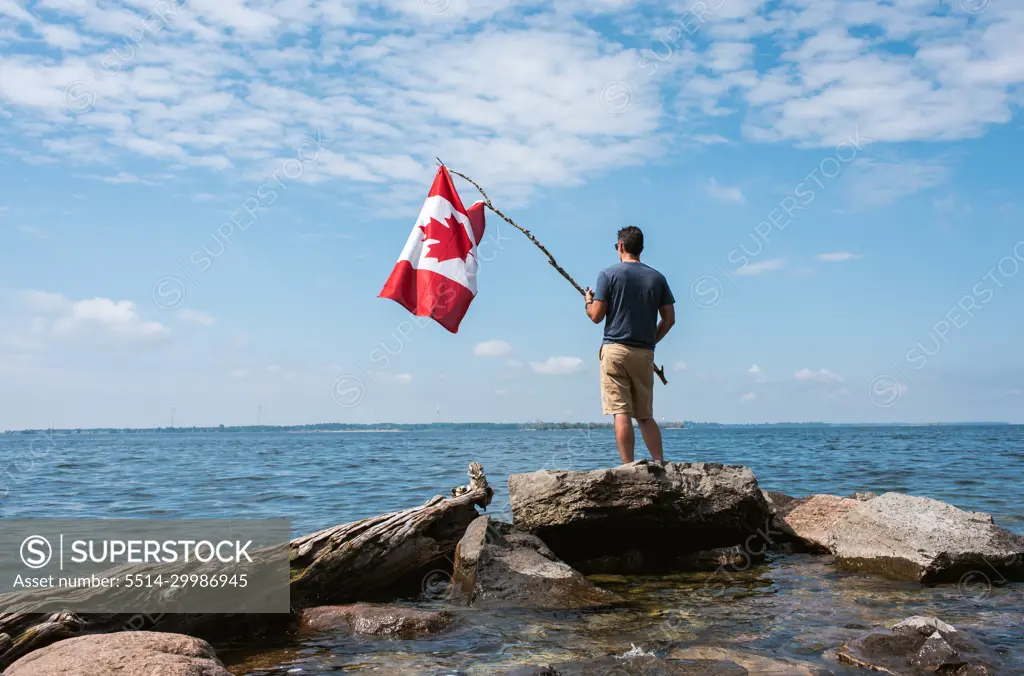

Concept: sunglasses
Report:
left=613, top=242, right=620, bottom=251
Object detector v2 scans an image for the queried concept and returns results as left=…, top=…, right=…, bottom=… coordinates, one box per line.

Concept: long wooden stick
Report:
left=444, top=163, right=668, bottom=386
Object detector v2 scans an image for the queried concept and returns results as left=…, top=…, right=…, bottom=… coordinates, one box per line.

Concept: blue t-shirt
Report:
left=594, top=262, right=675, bottom=350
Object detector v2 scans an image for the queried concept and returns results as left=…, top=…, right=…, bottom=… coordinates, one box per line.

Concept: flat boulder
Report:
left=298, top=603, right=452, bottom=637
left=509, top=461, right=770, bottom=573
left=775, top=494, right=859, bottom=552
left=837, top=616, right=1003, bottom=674
left=450, top=515, right=620, bottom=609
left=6, top=631, right=231, bottom=676
left=827, top=492, right=1024, bottom=583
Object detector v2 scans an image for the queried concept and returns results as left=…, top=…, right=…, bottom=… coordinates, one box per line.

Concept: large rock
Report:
left=508, top=461, right=771, bottom=573
left=775, top=494, right=859, bottom=552
left=298, top=603, right=453, bottom=637
left=450, top=515, right=620, bottom=609
left=6, top=631, right=231, bottom=676
left=827, top=492, right=1024, bottom=583
left=837, top=616, right=1003, bottom=674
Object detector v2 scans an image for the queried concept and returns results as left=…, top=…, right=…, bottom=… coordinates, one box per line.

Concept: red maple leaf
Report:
left=418, top=213, right=473, bottom=263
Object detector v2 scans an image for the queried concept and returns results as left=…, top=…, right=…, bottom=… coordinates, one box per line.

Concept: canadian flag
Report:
left=379, top=166, right=486, bottom=333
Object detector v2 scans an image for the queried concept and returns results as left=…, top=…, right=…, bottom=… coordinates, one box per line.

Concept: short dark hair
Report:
left=617, top=226, right=644, bottom=256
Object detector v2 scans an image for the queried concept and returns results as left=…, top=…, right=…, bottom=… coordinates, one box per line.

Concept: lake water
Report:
left=2, top=425, right=1022, bottom=673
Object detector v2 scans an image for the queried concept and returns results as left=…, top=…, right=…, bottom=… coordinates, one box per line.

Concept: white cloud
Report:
left=474, top=339, right=512, bottom=357
left=0, top=0, right=1021, bottom=212
left=392, top=373, right=412, bottom=384
left=79, top=172, right=156, bottom=186
left=795, top=368, right=844, bottom=384
left=104, top=172, right=155, bottom=185
left=506, top=359, right=524, bottom=369
left=706, top=42, right=755, bottom=72
left=693, top=134, right=729, bottom=145
left=845, top=160, right=949, bottom=208
left=732, top=7, right=1024, bottom=148
left=816, top=252, right=862, bottom=263
left=0, top=11, right=663, bottom=202
left=177, top=309, right=215, bottom=326
left=748, top=364, right=761, bottom=375
left=229, top=368, right=250, bottom=378
left=706, top=177, right=746, bottom=204
left=38, top=23, right=85, bottom=50
left=531, top=356, right=584, bottom=375
left=740, top=392, right=757, bottom=402
left=674, top=361, right=688, bottom=371
left=735, top=258, right=786, bottom=276
left=31, top=294, right=171, bottom=341
left=63, top=298, right=164, bottom=335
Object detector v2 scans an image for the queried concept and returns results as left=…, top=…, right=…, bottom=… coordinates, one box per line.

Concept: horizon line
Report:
left=4, top=420, right=1016, bottom=433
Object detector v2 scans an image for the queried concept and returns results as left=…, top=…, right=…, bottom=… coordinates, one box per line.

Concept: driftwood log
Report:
left=0, top=463, right=492, bottom=670
left=289, top=461, right=493, bottom=607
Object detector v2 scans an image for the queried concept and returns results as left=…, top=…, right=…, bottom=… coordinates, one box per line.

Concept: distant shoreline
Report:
left=288, top=429, right=406, bottom=433
left=3, top=421, right=1014, bottom=434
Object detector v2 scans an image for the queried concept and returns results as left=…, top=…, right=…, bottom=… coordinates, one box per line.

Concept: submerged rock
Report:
left=670, top=646, right=831, bottom=675
left=677, top=545, right=765, bottom=572
left=298, top=603, right=453, bottom=637
left=827, top=492, right=1024, bottom=583
left=505, top=655, right=747, bottom=675
left=509, top=461, right=771, bottom=574
left=450, top=515, right=621, bottom=609
left=837, top=616, right=1002, bottom=674
left=6, top=631, right=231, bottom=676
left=775, top=494, right=859, bottom=552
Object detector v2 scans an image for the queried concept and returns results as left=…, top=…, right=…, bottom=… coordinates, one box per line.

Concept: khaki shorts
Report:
left=599, top=343, right=655, bottom=419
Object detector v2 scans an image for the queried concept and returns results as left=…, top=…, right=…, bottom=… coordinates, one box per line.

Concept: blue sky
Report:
left=1, top=0, right=1022, bottom=428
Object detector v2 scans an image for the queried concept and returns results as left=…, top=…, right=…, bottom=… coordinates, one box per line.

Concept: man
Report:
left=585, top=226, right=675, bottom=464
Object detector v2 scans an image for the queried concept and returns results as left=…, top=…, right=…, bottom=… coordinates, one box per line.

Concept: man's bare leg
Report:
left=614, top=413, right=635, bottom=464
left=637, top=418, right=664, bottom=464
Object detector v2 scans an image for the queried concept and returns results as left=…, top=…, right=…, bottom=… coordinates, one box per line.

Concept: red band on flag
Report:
left=468, top=200, right=486, bottom=246
left=379, top=261, right=475, bottom=334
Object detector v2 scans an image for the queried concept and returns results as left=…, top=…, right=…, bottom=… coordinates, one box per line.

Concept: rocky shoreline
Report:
left=3, top=460, right=1022, bottom=675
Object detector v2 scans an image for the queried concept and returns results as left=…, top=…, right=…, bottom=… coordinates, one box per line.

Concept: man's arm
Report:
left=655, top=275, right=676, bottom=343
left=585, top=271, right=608, bottom=324
left=584, top=287, right=607, bottom=323
left=655, top=303, right=675, bottom=344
